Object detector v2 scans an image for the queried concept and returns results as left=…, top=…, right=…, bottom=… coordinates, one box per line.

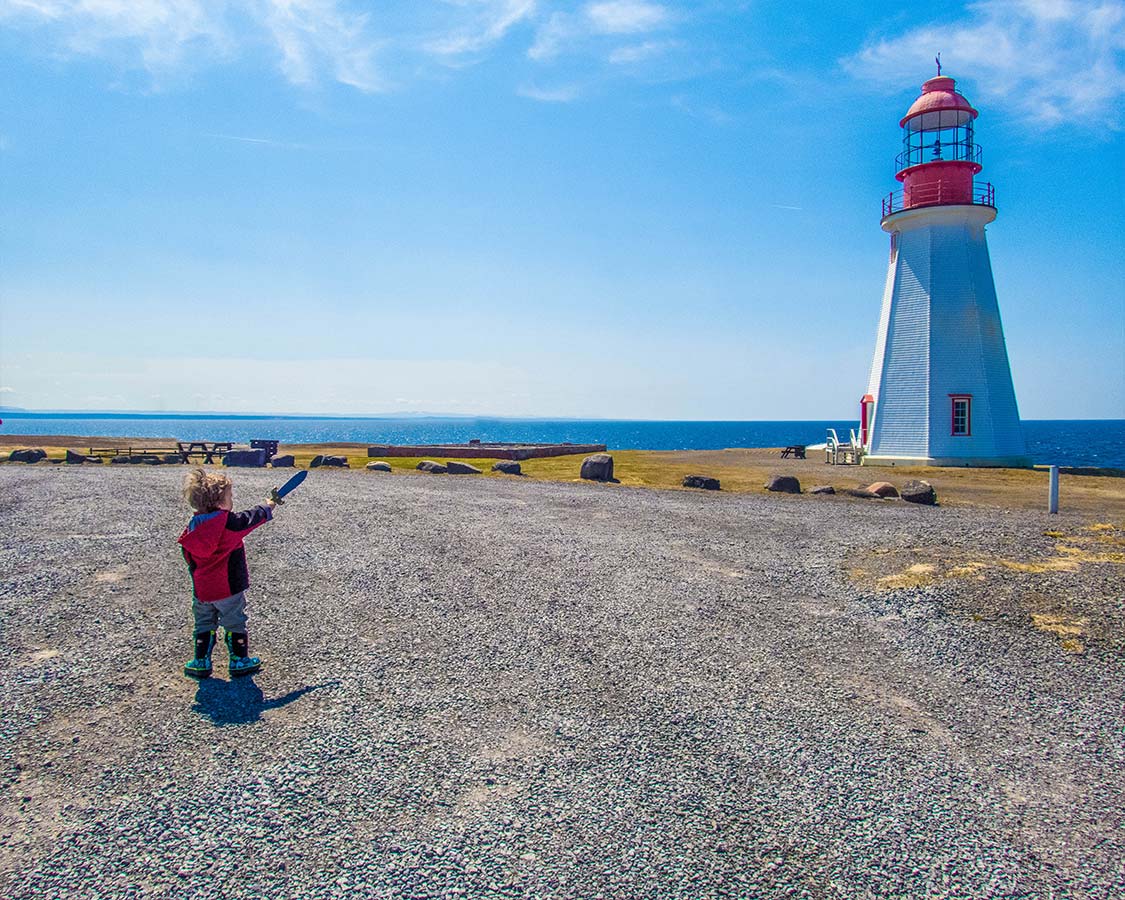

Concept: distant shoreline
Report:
left=2, top=417, right=1124, bottom=469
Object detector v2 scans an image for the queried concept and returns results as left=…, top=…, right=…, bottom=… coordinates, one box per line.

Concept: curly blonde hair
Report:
left=183, top=468, right=232, bottom=512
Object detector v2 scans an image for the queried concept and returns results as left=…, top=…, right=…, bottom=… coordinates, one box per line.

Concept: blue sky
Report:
left=0, top=0, right=1122, bottom=419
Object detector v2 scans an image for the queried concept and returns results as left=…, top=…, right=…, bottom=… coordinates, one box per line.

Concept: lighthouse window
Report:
left=951, top=396, right=972, bottom=436
left=898, top=111, right=978, bottom=171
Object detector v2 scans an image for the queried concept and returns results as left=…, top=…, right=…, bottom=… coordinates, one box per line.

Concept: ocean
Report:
left=2, top=414, right=1123, bottom=469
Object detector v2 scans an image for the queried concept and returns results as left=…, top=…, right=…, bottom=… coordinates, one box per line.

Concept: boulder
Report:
left=271, top=455, right=295, bottom=468
left=140, top=455, right=163, bottom=465
left=109, top=455, right=131, bottom=465
left=309, top=454, right=325, bottom=468
left=366, top=461, right=392, bottom=472
left=682, top=474, right=720, bottom=491
left=417, top=460, right=448, bottom=474
left=9, top=448, right=46, bottom=464
left=492, top=460, right=522, bottom=475
left=65, top=449, right=88, bottom=464
left=222, top=449, right=268, bottom=468
left=765, top=475, right=801, bottom=494
left=864, top=481, right=899, bottom=498
left=847, top=488, right=882, bottom=500
left=321, top=455, right=349, bottom=468
left=446, top=461, right=482, bottom=475
left=580, top=453, right=615, bottom=482
left=810, top=485, right=836, bottom=495
left=163, top=454, right=185, bottom=465
left=901, top=479, right=938, bottom=506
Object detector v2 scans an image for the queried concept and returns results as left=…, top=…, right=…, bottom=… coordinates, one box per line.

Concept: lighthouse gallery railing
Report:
left=881, top=181, right=995, bottom=217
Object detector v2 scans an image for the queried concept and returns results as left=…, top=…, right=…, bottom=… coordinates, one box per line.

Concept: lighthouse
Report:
left=862, top=68, right=1031, bottom=467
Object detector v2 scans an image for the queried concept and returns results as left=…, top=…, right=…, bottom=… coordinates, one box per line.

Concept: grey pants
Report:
left=192, top=592, right=249, bottom=634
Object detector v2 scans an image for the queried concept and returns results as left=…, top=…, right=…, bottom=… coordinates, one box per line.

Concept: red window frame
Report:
left=950, top=394, right=972, bottom=436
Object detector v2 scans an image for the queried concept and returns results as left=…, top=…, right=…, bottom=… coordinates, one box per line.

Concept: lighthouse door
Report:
left=860, top=395, right=875, bottom=448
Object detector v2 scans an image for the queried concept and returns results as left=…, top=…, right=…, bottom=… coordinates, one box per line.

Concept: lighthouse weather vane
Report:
left=935, top=52, right=942, bottom=75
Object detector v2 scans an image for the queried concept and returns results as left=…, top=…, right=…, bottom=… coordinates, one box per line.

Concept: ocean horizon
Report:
left=2, top=413, right=1123, bottom=469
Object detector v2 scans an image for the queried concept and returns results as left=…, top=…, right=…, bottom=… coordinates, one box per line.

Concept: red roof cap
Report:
left=900, top=75, right=978, bottom=127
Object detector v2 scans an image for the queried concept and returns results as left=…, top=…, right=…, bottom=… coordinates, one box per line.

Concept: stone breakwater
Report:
left=1, top=465, right=1123, bottom=899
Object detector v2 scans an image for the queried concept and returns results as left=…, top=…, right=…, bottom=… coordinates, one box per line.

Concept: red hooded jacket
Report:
left=178, top=506, right=272, bottom=602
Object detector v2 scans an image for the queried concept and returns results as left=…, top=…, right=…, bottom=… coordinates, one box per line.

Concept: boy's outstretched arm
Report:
left=225, top=503, right=274, bottom=536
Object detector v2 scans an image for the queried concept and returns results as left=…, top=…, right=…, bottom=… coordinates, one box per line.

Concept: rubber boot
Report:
left=226, top=631, right=261, bottom=677
left=183, top=631, right=215, bottom=679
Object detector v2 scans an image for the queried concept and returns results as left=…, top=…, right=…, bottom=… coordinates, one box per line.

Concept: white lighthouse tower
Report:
left=861, top=68, right=1031, bottom=467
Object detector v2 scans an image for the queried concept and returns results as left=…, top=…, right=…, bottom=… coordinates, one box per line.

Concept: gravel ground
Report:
left=1, top=464, right=1123, bottom=900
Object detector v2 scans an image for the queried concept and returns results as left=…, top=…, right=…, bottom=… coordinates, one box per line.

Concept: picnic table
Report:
left=780, top=445, right=807, bottom=459
left=177, top=441, right=234, bottom=464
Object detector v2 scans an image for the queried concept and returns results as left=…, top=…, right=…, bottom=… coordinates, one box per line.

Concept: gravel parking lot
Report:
left=1, top=465, right=1123, bottom=899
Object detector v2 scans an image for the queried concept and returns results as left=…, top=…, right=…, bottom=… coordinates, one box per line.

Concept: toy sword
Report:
left=270, top=469, right=307, bottom=505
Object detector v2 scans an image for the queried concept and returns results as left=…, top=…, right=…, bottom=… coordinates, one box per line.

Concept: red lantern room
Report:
left=883, top=69, right=995, bottom=215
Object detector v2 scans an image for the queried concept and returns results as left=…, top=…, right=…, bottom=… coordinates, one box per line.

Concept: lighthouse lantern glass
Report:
left=898, top=110, right=978, bottom=172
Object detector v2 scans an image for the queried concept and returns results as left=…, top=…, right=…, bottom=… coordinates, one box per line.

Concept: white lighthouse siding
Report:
left=868, top=238, right=931, bottom=456
left=865, top=205, right=1030, bottom=467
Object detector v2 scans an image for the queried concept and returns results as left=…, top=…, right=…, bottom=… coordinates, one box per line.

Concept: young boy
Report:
left=178, top=468, right=276, bottom=679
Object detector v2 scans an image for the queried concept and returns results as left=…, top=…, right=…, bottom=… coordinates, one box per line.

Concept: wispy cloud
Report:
left=585, top=1, right=669, bottom=35
left=260, top=0, right=383, bottom=91
left=608, top=39, right=676, bottom=64
left=203, top=132, right=312, bottom=150
left=0, top=0, right=695, bottom=96
left=426, top=0, right=536, bottom=58
left=671, top=93, right=732, bottom=125
left=516, top=81, right=580, bottom=101
left=0, top=0, right=384, bottom=91
left=528, top=1, right=671, bottom=61
left=844, top=0, right=1125, bottom=127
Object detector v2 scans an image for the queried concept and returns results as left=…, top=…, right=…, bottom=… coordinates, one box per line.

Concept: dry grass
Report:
left=3, top=436, right=1124, bottom=518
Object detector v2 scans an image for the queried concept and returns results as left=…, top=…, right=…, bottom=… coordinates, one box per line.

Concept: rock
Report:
left=65, top=449, right=88, bottom=464
left=847, top=488, right=882, bottom=500
left=271, top=455, right=295, bottom=468
left=310, top=455, right=325, bottom=468
left=580, top=453, right=614, bottom=482
left=492, top=461, right=522, bottom=475
left=446, top=461, right=482, bottom=475
left=9, top=449, right=46, bottom=463
left=222, top=449, right=268, bottom=468
left=366, top=461, right=392, bottom=472
left=682, top=474, right=720, bottom=491
left=163, top=454, right=185, bottom=465
left=134, top=455, right=162, bottom=465
left=765, top=475, right=801, bottom=494
left=810, top=485, right=836, bottom=495
left=321, top=455, right=349, bottom=468
left=109, top=456, right=130, bottom=465
left=417, top=460, right=448, bottom=474
left=864, top=481, right=899, bottom=498
left=901, top=479, right=938, bottom=505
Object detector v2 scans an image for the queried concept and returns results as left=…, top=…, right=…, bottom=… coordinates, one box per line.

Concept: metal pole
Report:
left=1048, top=465, right=1059, bottom=514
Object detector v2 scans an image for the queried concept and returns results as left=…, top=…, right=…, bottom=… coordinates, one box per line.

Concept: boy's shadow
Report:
left=193, top=677, right=339, bottom=726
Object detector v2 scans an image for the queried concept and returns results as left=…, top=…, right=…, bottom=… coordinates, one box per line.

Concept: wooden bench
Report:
left=89, top=446, right=181, bottom=459
left=780, top=445, right=807, bottom=459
